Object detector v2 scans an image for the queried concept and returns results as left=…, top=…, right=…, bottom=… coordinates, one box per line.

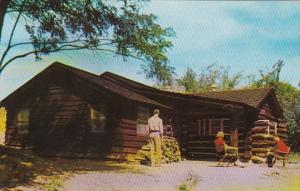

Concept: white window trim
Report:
left=197, top=118, right=230, bottom=136
left=256, top=120, right=278, bottom=135
left=17, top=109, right=30, bottom=134
left=90, top=106, right=106, bottom=134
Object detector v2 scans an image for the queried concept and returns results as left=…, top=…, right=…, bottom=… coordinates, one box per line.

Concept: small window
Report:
left=137, top=106, right=150, bottom=136
left=17, top=109, right=30, bottom=134
left=198, top=118, right=229, bottom=136
left=90, top=105, right=106, bottom=134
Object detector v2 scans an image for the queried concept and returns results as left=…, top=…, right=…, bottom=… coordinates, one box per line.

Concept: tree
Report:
left=252, top=60, right=284, bottom=89
left=176, top=64, right=243, bottom=92
left=0, top=0, right=175, bottom=85
left=176, top=67, right=198, bottom=93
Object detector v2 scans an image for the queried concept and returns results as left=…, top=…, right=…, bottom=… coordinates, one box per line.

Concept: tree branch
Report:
left=0, top=9, right=22, bottom=68
left=0, top=43, right=147, bottom=75
left=0, top=0, right=10, bottom=43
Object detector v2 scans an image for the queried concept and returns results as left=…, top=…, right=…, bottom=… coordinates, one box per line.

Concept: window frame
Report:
left=197, top=118, right=230, bottom=136
left=136, top=106, right=151, bottom=136
left=16, top=109, right=30, bottom=134
left=90, top=104, right=106, bottom=134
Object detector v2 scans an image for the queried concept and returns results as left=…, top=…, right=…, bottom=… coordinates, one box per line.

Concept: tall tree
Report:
left=197, top=64, right=243, bottom=91
left=0, top=0, right=175, bottom=85
left=176, top=64, right=243, bottom=92
left=252, top=60, right=284, bottom=89
left=176, top=67, right=198, bottom=93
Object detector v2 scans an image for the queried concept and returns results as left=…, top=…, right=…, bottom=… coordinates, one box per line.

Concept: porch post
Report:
left=230, top=115, right=238, bottom=147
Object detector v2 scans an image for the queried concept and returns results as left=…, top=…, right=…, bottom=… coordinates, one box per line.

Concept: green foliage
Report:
left=43, top=176, right=63, bottom=191
left=178, top=183, right=192, bottom=191
left=176, top=64, right=243, bottom=92
left=252, top=60, right=284, bottom=89
left=1, top=0, right=175, bottom=84
left=176, top=67, right=198, bottom=93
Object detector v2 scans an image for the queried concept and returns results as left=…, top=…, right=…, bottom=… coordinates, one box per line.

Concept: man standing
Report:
left=148, top=109, right=163, bottom=167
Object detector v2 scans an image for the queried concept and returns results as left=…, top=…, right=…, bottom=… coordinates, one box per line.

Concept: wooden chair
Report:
left=215, top=144, right=239, bottom=166
left=274, top=146, right=291, bottom=167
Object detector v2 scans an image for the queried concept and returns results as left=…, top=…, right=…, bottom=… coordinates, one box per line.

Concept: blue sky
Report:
left=0, top=1, right=300, bottom=100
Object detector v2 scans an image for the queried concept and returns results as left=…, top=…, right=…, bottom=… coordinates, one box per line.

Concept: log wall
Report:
left=249, top=101, right=287, bottom=162
left=180, top=115, right=249, bottom=159
left=4, top=83, right=173, bottom=161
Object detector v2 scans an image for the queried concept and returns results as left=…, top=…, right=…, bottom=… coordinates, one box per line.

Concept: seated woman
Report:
left=214, top=131, right=238, bottom=166
left=274, top=136, right=289, bottom=154
left=266, top=136, right=290, bottom=167
left=215, top=131, right=226, bottom=157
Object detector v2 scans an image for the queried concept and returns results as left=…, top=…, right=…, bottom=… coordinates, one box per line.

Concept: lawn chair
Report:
left=215, top=143, right=239, bottom=166
left=266, top=146, right=291, bottom=167
left=274, top=146, right=291, bottom=167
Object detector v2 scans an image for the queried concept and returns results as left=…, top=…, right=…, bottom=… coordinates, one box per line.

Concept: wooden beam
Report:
left=230, top=115, right=238, bottom=147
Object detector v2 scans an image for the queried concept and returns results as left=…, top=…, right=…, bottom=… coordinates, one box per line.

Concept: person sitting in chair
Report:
left=214, top=131, right=239, bottom=166
left=267, top=136, right=289, bottom=167
left=215, top=131, right=226, bottom=157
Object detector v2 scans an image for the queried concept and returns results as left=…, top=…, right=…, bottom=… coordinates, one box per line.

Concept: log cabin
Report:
left=0, top=62, right=287, bottom=162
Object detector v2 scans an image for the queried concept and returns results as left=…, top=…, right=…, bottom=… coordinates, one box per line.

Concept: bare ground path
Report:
left=60, top=161, right=300, bottom=191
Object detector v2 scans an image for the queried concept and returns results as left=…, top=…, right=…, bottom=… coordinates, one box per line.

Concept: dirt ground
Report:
left=60, top=161, right=300, bottom=191
left=5, top=159, right=300, bottom=191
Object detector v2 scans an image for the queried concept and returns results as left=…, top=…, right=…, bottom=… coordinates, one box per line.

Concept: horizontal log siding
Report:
left=108, top=118, right=148, bottom=161
left=29, top=85, right=89, bottom=153
left=250, top=101, right=288, bottom=161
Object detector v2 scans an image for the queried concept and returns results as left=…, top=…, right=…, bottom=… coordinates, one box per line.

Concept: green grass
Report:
left=178, top=182, right=193, bottom=191
left=289, top=152, right=300, bottom=162
left=177, top=172, right=199, bottom=191
left=43, top=176, right=63, bottom=191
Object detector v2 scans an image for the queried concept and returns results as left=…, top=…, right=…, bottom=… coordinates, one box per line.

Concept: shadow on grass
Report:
left=0, top=145, right=142, bottom=190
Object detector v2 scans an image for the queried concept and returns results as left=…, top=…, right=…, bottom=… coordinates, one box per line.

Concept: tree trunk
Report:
left=0, top=0, right=10, bottom=43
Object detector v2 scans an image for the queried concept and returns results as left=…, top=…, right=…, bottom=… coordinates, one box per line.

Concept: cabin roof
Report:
left=100, top=71, right=284, bottom=117
left=1, top=62, right=284, bottom=117
left=191, top=88, right=272, bottom=108
left=0, top=62, right=170, bottom=109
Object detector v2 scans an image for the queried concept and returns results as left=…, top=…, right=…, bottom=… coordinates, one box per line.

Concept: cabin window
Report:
left=266, top=121, right=277, bottom=135
left=198, top=118, right=230, bottom=136
left=17, top=109, right=30, bottom=134
left=90, top=105, right=106, bottom=134
left=136, top=106, right=150, bottom=136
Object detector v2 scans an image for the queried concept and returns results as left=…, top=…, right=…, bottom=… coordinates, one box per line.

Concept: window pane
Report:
left=137, top=106, right=150, bottom=136
left=137, top=124, right=149, bottom=136
left=205, top=120, right=209, bottom=135
left=137, top=106, right=150, bottom=123
left=90, top=106, right=106, bottom=133
left=210, top=119, right=221, bottom=135
left=198, top=120, right=202, bottom=135
left=17, top=109, right=30, bottom=134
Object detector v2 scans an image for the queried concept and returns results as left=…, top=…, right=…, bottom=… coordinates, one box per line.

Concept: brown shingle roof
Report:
left=191, top=88, right=273, bottom=108
left=0, top=62, right=170, bottom=109
left=100, top=72, right=271, bottom=108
